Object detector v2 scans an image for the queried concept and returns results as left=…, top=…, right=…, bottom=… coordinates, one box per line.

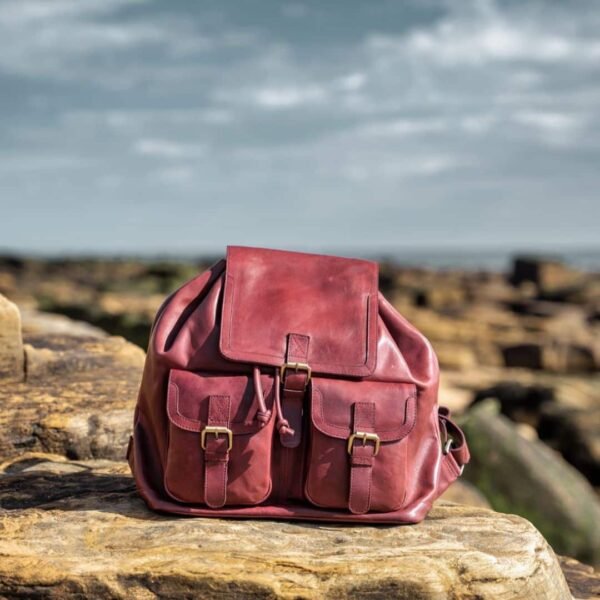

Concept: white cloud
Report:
left=335, top=72, right=367, bottom=92
left=512, top=110, right=587, bottom=145
left=133, top=138, right=206, bottom=159
left=357, top=118, right=447, bottom=138
left=367, top=6, right=600, bottom=68
left=251, top=85, right=329, bottom=109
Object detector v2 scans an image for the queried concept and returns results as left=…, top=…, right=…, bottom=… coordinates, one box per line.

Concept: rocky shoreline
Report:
left=0, top=253, right=599, bottom=598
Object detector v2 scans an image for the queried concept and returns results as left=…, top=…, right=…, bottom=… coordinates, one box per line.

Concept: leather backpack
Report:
left=128, top=246, right=469, bottom=522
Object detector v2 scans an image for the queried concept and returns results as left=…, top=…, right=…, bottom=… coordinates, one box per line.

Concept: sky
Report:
left=0, top=0, right=599, bottom=256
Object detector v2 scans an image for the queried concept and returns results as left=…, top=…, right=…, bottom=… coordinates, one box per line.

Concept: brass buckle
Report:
left=201, top=426, right=233, bottom=452
left=280, top=362, right=312, bottom=388
left=347, top=431, right=381, bottom=456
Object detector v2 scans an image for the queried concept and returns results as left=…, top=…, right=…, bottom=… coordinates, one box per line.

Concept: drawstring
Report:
left=273, top=367, right=295, bottom=437
left=251, top=365, right=295, bottom=438
left=253, top=366, right=271, bottom=427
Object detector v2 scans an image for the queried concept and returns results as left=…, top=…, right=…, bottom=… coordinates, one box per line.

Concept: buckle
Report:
left=280, top=362, right=312, bottom=388
left=201, top=426, right=233, bottom=452
left=443, top=438, right=464, bottom=476
left=347, top=431, right=381, bottom=456
left=443, top=438, right=453, bottom=455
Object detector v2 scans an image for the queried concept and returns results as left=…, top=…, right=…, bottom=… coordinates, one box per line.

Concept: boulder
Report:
left=558, top=556, right=600, bottom=600
left=538, top=404, right=600, bottom=487
left=0, top=329, right=144, bottom=462
left=0, top=455, right=573, bottom=600
left=439, top=479, right=491, bottom=508
left=0, top=294, right=24, bottom=380
left=459, top=401, right=600, bottom=565
left=501, top=342, right=597, bottom=373
left=510, top=256, right=582, bottom=294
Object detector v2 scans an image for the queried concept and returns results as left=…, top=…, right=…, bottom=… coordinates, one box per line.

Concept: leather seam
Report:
left=314, top=387, right=417, bottom=437
left=223, top=269, right=374, bottom=370
left=167, top=375, right=274, bottom=432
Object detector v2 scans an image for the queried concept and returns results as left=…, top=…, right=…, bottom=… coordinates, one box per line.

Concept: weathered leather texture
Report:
left=129, top=245, right=470, bottom=523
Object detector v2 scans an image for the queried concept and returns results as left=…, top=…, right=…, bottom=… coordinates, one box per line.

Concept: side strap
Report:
left=203, top=395, right=231, bottom=509
left=439, top=406, right=470, bottom=473
left=348, top=402, right=376, bottom=514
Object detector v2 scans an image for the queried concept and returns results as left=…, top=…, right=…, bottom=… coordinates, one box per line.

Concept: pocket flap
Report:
left=167, top=369, right=274, bottom=434
left=311, top=378, right=417, bottom=442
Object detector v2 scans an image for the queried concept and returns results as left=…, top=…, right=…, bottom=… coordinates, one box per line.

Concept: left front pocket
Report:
left=164, top=369, right=275, bottom=507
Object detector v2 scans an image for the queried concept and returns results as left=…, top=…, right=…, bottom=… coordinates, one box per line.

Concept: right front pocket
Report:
left=305, top=377, right=417, bottom=514
left=164, top=369, right=275, bottom=507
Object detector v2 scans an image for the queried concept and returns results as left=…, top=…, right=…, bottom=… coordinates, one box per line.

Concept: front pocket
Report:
left=164, top=369, right=275, bottom=507
left=305, top=377, right=417, bottom=514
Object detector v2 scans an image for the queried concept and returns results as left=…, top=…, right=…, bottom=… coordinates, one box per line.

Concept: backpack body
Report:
left=128, top=246, right=469, bottom=522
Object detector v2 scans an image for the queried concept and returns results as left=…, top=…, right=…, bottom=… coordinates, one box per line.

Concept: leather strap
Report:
left=348, top=402, right=376, bottom=514
left=279, top=333, right=310, bottom=448
left=439, top=406, right=470, bottom=471
left=203, top=395, right=231, bottom=509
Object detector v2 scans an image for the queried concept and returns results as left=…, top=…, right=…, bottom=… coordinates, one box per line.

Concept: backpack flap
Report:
left=219, top=245, right=379, bottom=377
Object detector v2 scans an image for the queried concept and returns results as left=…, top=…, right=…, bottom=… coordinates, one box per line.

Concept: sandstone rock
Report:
left=471, top=380, right=555, bottom=427
left=439, top=479, right=491, bottom=508
left=501, top=342, right=597, bottom=373
left=0, top=294, right=24, bottom=380
left=20, top=307, right=108, bottom=338
left=510, top=256, right=582, bottom=294
left=432, top=341, right=477, bottom=370
left=539, top=404, right=600, bottom=487
left=0, top=455, right=573, bottom=600
left=0, top=332, right=144, bottom=461
left=459, top=401, right=600, bottom=565
left=558, top=556, right=600, bottom=600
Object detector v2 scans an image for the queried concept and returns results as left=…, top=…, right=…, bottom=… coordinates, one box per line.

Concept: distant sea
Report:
left=175, top=247, right=600, bottom=272
left=2, top=247, right=599, bottom=273
left=372, top=248, right=600, bottom=272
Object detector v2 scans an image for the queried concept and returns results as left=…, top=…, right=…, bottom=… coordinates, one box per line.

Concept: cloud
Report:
left=356, top=118, right=447, bottom=138
left=512, top=110, right=587, bottom=145
left=251, top=85, right=329, bottom=109
left=132, top=138, right=207, bottom=159
left=369, top=4, right=600, bottom=68
left=1, top=0, right=600, bottom=252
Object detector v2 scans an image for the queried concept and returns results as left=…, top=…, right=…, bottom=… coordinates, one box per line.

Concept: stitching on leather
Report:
left=168, top=376, right=275, bottom=432
left=288, top=333, right=310, bottom=360
left=314, top=387, right=417, bottom=437
left=223, top=267, right=375, bottom=371
left=226, top=272, right=234, bottom=351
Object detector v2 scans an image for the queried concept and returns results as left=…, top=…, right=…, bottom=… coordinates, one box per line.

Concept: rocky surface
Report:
left=0, top=256, right=599, bottom=595
left=0, top=294, right=145, bottom=462
left=459, top=401, right=600, bottom=565
left=0, top=256, right=208, bottom=348
left=0, top=455, right=573, bottom=600
left=559, top=556, right=600, bottom=600
left=0, top=295, right=24, bottom=380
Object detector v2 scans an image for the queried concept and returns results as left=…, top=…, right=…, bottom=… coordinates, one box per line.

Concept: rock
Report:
left=459, top=401, right=600, bottom=565
left=501, top=342, right=597, bottom=373
left=510, top=256, right=582, bottom=294
left=0, top=455, right=573, bottom=600
left=432, top=341, right=477, bottom=370
left=20, top=307, right=108, bottom=339
left=439, top=479, right=491, bottom=508
left=502, top=342, right=545, bottom=369
left=538, top=404, right=600, bottom=487
left=471, top=381, right=555, bottom=427
left=0, top=294, right=24, bottom=380
left=558, top=556, right=600, bottom=600
left=0, top=332, right=144, bottom=461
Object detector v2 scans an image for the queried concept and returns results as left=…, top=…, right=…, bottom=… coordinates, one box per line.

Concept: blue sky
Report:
left=0, top=0, right=599, bottom=255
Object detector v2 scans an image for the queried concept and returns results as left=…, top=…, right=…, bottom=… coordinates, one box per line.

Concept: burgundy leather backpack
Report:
left=128, top=246, right=469, bottom=523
